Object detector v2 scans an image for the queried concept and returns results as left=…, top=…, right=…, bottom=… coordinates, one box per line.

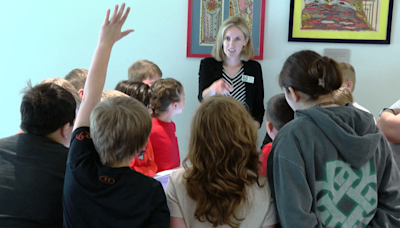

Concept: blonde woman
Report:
left=198, top=17, right=264, bottom=129
left=166, top=96, right=277, bottom=228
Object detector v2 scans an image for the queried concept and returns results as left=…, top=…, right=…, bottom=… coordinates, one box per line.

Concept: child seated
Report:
left=115, top=80, right=158, bottom=177
left=166, top=96, right=277, bottom=228
left=0, top=82, right=76, bottom=227
left=62, top=4, right=169, bottom=227
left=128, top=59, right=162, bottom=86
left=150, top=78, right=185, bottom=172
left=259, top=94, right=294, bottom=177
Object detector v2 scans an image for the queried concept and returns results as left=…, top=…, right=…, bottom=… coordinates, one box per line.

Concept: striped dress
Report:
left=222, top=66, right=246, bottom=105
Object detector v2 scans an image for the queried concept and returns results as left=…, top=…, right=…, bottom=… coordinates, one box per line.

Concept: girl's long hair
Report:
left=183, top=95, right=260, bottom=227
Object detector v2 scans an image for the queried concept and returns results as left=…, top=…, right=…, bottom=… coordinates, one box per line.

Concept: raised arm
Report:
left=74, top=3, right=133, bottom=130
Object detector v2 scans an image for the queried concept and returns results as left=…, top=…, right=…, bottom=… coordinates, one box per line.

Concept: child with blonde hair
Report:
left=150, top=78, right=185, bottom=172
left=62, top=4, right=169, bottom=227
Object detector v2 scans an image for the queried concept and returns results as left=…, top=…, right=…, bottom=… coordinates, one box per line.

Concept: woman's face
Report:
left=222, top=26, right=248, bottom=59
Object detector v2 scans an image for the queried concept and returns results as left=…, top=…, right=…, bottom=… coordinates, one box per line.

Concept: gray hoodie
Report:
left=268, top=104, right=400, bottom=228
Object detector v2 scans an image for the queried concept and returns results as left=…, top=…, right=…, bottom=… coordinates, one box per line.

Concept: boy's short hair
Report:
left=90, top=97, right=152, bottom=166
left=64, top=68, right=88, bottom=91
left=338, top=63, right=356, bottom=91
left=266, top=93, right=294, bottom=131
left=20, top=82, right=76, bottom=135
left=41, top=77, right=81, bottom=109
left=128, top=60, right=162, bottom=82
left=115, top=80, right=152, bottom=107
left=101, top=90, right=129, bottom=102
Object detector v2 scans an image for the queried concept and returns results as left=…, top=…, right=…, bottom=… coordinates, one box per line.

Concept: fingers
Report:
left=116, top=3, right=126, bottom=23
left=110, top=4, right=119, bottom=23
left=103, top=9, right=110, bottom=25
left=120, top=6, right=131, bottom=25
left=121, top=29, right=134, bottom=39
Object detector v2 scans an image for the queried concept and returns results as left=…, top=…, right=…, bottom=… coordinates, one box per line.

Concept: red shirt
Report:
left=150, top=118, right=180, bottom=172
left=259, top=142, right=272, bottom=177
left=129, top=139, right=158, bottom=177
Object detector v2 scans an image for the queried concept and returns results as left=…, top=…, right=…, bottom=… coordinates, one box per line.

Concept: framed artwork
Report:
left=289, top=0, right=394, bottom=44
left=187, top=0, right=266, bottom=60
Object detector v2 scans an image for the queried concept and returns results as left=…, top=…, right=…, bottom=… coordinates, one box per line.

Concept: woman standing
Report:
left=198, top=17, right=264, bottom=128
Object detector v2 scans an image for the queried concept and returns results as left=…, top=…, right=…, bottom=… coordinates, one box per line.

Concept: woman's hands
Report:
left=202, top=78, right=233, bottom=98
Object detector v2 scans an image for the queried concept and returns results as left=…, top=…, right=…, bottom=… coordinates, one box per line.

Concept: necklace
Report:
left=315, top=101, right=337, bottom=107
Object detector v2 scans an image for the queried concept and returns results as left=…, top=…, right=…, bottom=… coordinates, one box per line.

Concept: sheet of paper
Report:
left=324, top=49, right=350, bottom=63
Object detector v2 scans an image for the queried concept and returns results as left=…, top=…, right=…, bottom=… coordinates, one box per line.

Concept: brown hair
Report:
left=41, top=77, right=81, bottom=109
left=279, top=50, right=342, bottom=100
left=333, top=88, right=354, bottom=106
left=150, top=78, right=183, bottom=117
left=115, top=80, right=152, bottom=107
left=212, top=16, right=254, bottom=61
left=128, top=60, right=162, bottom=81
left=64, top=68, right=88, bottom=91
left=338, top=62, right=356, bottom=92
left=266, top=93, right=294, bottom=131
left=90, top=97, right=152, bottom=166
left=183, top=95, right=260, bottom=227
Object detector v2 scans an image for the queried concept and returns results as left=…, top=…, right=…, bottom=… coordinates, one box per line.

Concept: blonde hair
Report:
left=183, top=95, right=260, bottom=228
left=150, top=78, right=183, bottom=117
left=128, top=60, right=162, bottom=82
left=64, top=68, right=88, bottom=91
left=212, top=17, right=254, bottom=61
left=90, top=97, right=152, bottom=166
left=333, top=88, right=354, bottom=106
left=101, top=90, right=129, bottom=102
left=41, top=77, right=81, bottom=109
left=338, top=63, right=356, bottom=92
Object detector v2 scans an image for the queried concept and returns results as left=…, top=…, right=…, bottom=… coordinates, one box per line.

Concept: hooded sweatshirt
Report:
left=267, top=104, right=400, bottom=228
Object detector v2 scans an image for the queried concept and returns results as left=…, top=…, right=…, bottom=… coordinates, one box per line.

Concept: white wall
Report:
left=1, top=1, right=399, bottom=161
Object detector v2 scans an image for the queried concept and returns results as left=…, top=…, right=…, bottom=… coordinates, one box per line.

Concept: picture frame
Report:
left=187, top=0, right=266, bottom=60
left=289, top=0, right=394, bottom=44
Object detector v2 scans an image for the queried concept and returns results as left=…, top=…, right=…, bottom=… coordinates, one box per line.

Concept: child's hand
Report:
left=99, top=3, right=134, bottom=46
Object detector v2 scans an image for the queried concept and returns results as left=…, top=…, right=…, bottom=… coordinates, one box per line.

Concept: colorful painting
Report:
left=289, top=0, right=393, bottom=44
left=187, top=0, right=265, bottom=59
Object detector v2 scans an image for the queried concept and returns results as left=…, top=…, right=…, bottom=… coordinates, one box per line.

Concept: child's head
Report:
left=279, top=50, right=342, bottom=110
left=212, top=16, right=254, bottom=61
left=100, top=90, right=129, bottom=102
left=20, top=82, right=76, bottom=146
left=150, top=78, right=184, bottom=117
left=64, top=68, right=88, bottom=91
left=128, top=60, right=162, bottom=86
left=338, top=62, right=356, bottom=93
left=90, top=97, right=152, bottom=166
left=265, top=93, right=294, bottom=140
left=183, top=95, right=259, bottom=227
left=114, top=80, right=152, bottom=108
left=41, top=77, right=81, bottom=110
left=333, top=88, right=354, bottom=106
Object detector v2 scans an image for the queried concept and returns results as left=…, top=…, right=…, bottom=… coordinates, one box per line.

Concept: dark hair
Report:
left=115, top=80, right=152, bottom=107
left=20, top=82, right=76, bottom=135
left=150, top=78, right=183, bottom=117
left=279, top=50, right=342, bottom=100
left=64, top=68, right=88, bottom=91
left=266, top=93, right=294, bottom=131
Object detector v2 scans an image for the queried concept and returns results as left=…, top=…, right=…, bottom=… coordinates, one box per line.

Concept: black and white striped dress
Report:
left=222, top=66, right=246, bottom=105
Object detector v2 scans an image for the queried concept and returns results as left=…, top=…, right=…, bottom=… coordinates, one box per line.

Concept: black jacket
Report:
left=198, top=58, right=265, bottom=125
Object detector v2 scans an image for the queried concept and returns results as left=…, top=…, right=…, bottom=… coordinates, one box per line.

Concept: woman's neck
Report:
left=223, top=57, right=242, bottom=67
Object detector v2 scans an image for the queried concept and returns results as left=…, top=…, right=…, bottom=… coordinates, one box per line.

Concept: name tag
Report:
left=242, top=75, right=254, bottom=84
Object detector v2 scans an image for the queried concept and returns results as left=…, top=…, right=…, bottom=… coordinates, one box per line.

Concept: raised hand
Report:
left=99, top=3, right=134, bottom=46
